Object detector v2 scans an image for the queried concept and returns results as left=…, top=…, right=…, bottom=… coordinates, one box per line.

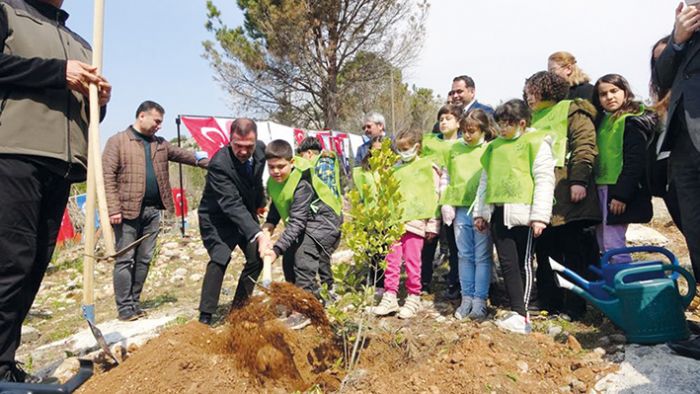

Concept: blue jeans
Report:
left=454, top=207, right=493, bottom=299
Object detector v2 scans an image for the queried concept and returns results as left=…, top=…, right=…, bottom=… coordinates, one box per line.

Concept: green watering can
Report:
left=555, top=264, right=697, bottom=344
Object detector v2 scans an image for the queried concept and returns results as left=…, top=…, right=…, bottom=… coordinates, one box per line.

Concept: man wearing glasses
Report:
left=354, top=112, right=387, bottom=164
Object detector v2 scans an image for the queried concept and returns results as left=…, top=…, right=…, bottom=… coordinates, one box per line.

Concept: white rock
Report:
left=174, top=268, right=188, bottom=277
left=193, top=248, right=208, bottom=256
left=435, top=316, right=447, bottom=323
left=517, top=360, right=529, bottom=374
left=179, top=255, right=191, bottom=262
left=170, top=275, right=185, bottom=284
left=21, top=326, right=40, bottom=342
left=162, top=242, right=179, bottom=249
left=51, top=357, right=80, bottom=383
left=548, top=325, right=563, bottom=337
left=160, top=249, right=176, bottom=258
left=626, top=224, right=669, bottom=247
left=189, top=273, right=203, bottom=282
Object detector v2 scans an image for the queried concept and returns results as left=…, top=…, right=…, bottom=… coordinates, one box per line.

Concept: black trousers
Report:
left=198, top=239, right=262, bottom=314
left=0, top=158, right=70, bottom=366
left=281, top=234, right=327, bottom=297
left=490, top=207, right=533, bottom=317
left=421, top=224, right=459, bottom=290
left=535, top=222, right=592, bottom=317
left=670, top=110, right=700, bottom=280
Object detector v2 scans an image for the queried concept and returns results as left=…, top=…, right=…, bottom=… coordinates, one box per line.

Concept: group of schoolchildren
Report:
left=261, top=50, right=662, bottom=335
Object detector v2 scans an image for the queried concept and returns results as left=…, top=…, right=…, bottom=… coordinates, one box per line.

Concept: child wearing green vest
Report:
left=592, top=74, right=655, bottom=263
left=473, top=99, right=556, bottom=334
left=524, top=71, right=601, bottom=320
left=352, top=136, right=384, bottom=204
left=421, top=104, right=462, bottom=298
left=296, top=136, right=343, bottom=295
left=370, top=129, right=441, bottom=319
left=441, top=109, right=495, bottom=320
left=262, top=140, right=343, bottom=303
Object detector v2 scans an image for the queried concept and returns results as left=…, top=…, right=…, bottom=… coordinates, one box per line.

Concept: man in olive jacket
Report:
left=0, top=0, right=111, bottom=383
left=103, top=101, right=208, bottom=321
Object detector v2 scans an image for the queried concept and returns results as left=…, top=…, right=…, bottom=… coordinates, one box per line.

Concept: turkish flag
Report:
left=57, top=208, right=75, bottom=246
left=293, top=128, right=306, bottom=145
left=172, top=188, right=188, bottom=217
left=180, top=116, right=229, bottom=158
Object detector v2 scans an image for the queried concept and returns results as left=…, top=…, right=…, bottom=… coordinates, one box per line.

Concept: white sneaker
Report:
left=371, top=292, right=399, bottom=316
left=495, top=312, right=531, bottom=334
left=398, top=294, right=421, bottom=319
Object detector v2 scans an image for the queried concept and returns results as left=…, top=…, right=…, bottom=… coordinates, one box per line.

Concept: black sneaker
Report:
left=0, top=362, right=54, bottom=384
left=667, top=336, right=700, bottom=360
left=118, top=309, right=139, bottom=322
left=134, top=307, right=147, bottom=318
left=198, top=312, right=213, bottom=325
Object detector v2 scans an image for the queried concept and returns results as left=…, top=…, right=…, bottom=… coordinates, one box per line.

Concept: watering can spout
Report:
left=554, top=273, right=624, bottom=326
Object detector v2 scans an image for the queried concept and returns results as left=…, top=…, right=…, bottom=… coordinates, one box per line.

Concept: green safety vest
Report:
left=531, top=100, right=572, bottom=168
left=393, top=157, right=439, bottom=222
left=481, top=132, right=546, bottom=205
left=422, top=133, right=457, bottom=168
left=440, top=141, right=488, bottom=207
left=267, top=168, right=303, bottom=222
left=595, top=108, right=645, bottom=185
left=352, top=167, right=378, bottom=202
left=293, top=153, right=343, bottom=215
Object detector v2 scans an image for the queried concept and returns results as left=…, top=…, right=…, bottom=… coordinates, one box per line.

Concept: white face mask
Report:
left=397, top=143, right=419, bottom=162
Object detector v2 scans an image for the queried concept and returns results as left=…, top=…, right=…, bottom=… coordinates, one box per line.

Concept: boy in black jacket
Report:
left=262, top=139, right=342, bottom=301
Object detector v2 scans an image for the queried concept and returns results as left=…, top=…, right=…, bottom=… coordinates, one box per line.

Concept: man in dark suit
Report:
left=197, top=118, right=270, bottom=324
left=449, top=75, right=494, bottom=115
left=654, top=2, right=700, bottom=281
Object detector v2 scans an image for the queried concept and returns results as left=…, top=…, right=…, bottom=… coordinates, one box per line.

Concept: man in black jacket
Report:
left=0, top=0, right=110, bottom=383
left=655, top=1, right=700, bottom=361
left=654, top=2, right=700, bottom=280
left=197, top=118, right=270, bottom=325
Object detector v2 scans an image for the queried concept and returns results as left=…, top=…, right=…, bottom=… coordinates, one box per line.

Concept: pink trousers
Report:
left=384, top=232, right=424, bottom=296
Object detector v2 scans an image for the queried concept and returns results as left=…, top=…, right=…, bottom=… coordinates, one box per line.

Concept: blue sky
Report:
left=62, top=0, right=677, bottom=146
left=63, top=0, right=243, bottom=146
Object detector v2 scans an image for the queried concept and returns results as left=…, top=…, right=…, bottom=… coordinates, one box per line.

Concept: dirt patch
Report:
left=343, top=321, right=617, bottom=394
left=78, top=282, right=341, bottom=393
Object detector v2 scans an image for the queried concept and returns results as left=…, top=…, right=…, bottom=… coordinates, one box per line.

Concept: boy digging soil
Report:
left=262, top=139, right=342, bottom=327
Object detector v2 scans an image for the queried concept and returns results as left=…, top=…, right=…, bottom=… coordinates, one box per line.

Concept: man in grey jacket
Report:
left=0, top=0, right=111, bottom=383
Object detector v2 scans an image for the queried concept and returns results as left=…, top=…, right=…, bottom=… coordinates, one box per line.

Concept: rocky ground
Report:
left=12, top=199, right=700, bottom=392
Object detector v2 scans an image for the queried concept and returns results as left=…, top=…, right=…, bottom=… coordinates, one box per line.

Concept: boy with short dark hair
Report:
left=263, top=139, right=342, bottom=300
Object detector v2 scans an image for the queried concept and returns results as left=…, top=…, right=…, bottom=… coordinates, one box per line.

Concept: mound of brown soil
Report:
left=78, top=282, right=341, bottom=393
left=345, top=323, right=617, bottom=393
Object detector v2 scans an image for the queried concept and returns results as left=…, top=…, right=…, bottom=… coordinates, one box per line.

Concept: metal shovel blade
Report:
left=86, top=318, right=119, bottom=365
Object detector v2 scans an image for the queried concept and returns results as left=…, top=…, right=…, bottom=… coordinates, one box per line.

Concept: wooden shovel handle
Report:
left=262, top=255, right=273, bottom=286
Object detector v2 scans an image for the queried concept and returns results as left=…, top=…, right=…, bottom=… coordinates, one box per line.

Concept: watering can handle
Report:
left=614, top=264, right=697, bottom=308
left=601, top=246, right=679, bottom=267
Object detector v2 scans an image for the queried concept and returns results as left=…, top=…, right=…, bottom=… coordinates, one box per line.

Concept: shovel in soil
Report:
left=258, top=255, right=311, bottom=330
